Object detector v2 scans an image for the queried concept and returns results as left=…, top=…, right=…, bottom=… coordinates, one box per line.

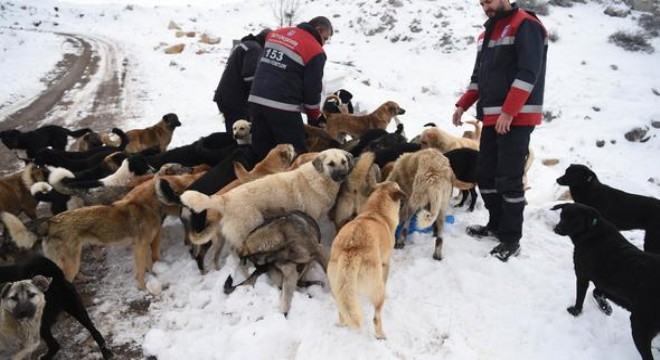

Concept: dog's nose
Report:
left=398, top=108, right=406, bottom=115
left=553, top=225, right=564, bottom=235
left=331, top=170, right=348, bottom=182
left=556, top=176, right=566, bottom=185
left=14, top=305, right=36, bottom=319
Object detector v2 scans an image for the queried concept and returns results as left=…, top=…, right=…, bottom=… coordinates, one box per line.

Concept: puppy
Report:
left=0, top=257, right=112, bottom=359
left=557, top=164, right=660, bottom=253
left=102, top=113, right=181, bottom=153
left=0, top=164, right=49, bottom=220
left=419, top=126, right=479, bottom=153
left=2, top=172, right=203, bottom=289
left=386, top=148, right=454, bottom=260
left=224, top=211, right=328, bottom=316
left=325, top=101, right=405, bottom=142
left=328, top=181, right=406, bottom=339
left=232, top=119, right=252, bottom=145
left=1, top=125, right=91, bottom=156
left=0, top=275, right=51, bottom=360
left=332, top=151, right=380, bottom=229
left=553, top=203, right=660, bottom=360
left=179, top=149, right=353, bottom=251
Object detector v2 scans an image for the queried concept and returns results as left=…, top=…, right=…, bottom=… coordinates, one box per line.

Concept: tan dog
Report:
left=332, top=151, right=380, bottom=229
left=325, top=101, right=405, bottom=142
left=386, top=148, right=454, bottom=260
left=179, top=149, right=353, bottom=251
left=231, top=144, right=295, bottom=186
left=0, top=164, right=49, bottom=220
left=461, top=119, right=482, bottom=142
left=419, top=126, right=479, bottom=153
left=327, top=181, right=406, bottom=339
left=0, top=276, right=51, bottom=360
left=102, top=113, right=181, bottom=153
left=232, top=119, right=252, bottom=145
left=2, top=172, right=202, bottom=289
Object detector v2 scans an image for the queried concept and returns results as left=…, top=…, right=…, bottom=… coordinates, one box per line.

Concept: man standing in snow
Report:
left=452, top=0, right=548, bottom=261
left=213, top=28, right=272, bottom=133
left=248, top=16, right=333, bottom=160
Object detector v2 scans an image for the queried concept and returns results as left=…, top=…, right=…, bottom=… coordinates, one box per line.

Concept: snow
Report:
left=1, top=0, right=659, bottom=359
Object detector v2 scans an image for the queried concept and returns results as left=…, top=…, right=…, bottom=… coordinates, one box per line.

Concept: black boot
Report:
left=489, top=242, right=520, bottom=262
left=466, top=224, right=499, bottom=240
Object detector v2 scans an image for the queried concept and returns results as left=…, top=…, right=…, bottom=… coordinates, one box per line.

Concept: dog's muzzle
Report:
left=556, top=176, right=567, bottom=185
left=13, top=304, right=37, bottom=319
left=398, top=108, right=406, bottom=115
left=553, top=224, right=566, bottom=236
left=331, top=169, right=349, bottom=182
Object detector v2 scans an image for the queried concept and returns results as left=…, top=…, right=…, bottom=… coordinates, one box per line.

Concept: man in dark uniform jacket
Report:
left=248, top=16, right=333, bottom=160
left=213, top=28, right=271, bottom=133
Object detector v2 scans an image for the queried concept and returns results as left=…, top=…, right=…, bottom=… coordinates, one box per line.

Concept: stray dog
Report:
left=232, top=119, right=252, bottom=145
left=2, top=172, right=202, bottom=289
left=69, top=130, right=103, bottom=151
left=373, top=142, right=421, bottom=168
left=553, top=203, right=660, bottom=360
left=325, top=101, right=405, bottom=142
left=419, top=126, right=479, bottom=153
left=332, top=151, right=380, bottom=229
left=0, top=164, right=49, bottom=220
left=224, top=211, right=328, bottom=316
left=443, top=148, right=480, bottom=212
left=31, top=128, right=128, bottom=163
left=0, top=275, right=51, bottom=360
left=0, top=257, right=112, bottom=359
left=557, top=164, right=660, bottom=253
left=328, top=181, right=406, bottom=339
left=304, top=124, right=341, bottom=152
left=1, top=125, right=91, bottom=156
left=179, top=149, right=353, bottom=251
left=102, top=113, right=181, bottom=153
left=387, top=148, right=454, bottom=260
left=461, top=119, right=482, bottom=141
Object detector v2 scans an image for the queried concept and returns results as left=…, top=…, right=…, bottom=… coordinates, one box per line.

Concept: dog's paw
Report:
left=180, top=191, right=210, bottom=212
left=394, top=241, right=406, bottom=249
left=592, top=293, right=613, bottom=316
left=566, top=306, right=582, bottom=316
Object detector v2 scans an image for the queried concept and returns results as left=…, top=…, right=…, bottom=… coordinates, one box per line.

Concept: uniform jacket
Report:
left=456, top=3, right=548, bottom=126
left=248, top=23, right=326, bottom=120
left=213, top=34, right=264, bottom=111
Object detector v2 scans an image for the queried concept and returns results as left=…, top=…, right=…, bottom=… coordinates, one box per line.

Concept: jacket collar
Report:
left=297, top=22, right=323, bottom=45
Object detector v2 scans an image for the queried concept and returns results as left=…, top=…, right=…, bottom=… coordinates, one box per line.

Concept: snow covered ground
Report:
left=1, top=0, right=659, bottom=359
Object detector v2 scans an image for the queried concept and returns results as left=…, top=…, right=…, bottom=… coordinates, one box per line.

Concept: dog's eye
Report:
left=9, top=295, right=18, bottom=301
left=27, top=292, right=36, bottom=299
left=328, top=161, right=336, bottom=167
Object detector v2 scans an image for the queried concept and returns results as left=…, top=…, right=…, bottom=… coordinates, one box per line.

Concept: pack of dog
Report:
left=553, top=203, right=660, bottom=360
left=1, top=125, right=92, bottom=157
left=0, top=256, right=112, bottom=359
left=29, top=128, right=128, bottom=168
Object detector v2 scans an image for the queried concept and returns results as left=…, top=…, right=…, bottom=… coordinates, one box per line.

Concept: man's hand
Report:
left=495, top=112, right=513, bottom=134
left=452, top=107, right=464, bottom=126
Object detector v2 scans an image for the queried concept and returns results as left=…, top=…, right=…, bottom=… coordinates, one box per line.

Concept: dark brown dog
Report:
left=0, top=164, right=49, bottom=220
left=324, top=101, right=405, bottom=142
left=103, top=113, right=181, bottom=153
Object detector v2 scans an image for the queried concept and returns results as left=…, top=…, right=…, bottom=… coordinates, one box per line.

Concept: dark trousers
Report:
left=477, top=125, right=534, bottom=244
left=216, top=102, right=250, bottom=133
left=250, top=104, right=308, bottom=161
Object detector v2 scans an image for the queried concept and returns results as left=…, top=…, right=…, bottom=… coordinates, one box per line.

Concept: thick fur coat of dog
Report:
left=557, top=164, right=660, bottom=253
left=102, top=113, right=181, bottom=153
left=386, top=148, right=454, bottom=260
left=0, top=275, right=51, bottom=360
left=179, top=149, right=353, bottom=251
left=324, top=101, right=405, bottom=142
left=328, top=181, right=406, bottom=339
left=0, top=164, right=49, bottom=220
left=224, top=211, right=328, bottom=316
left=553, top=203, right=660, bottom=360
left=419, top=126, right=479, bottom=153
left=2, top=172, right=203, bottom=289
left=0, top=256, right=112, bottom=359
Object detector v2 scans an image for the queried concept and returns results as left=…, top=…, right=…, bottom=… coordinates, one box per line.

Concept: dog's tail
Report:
left=111, top=127, right=130, bottom=151
left=47, top=166, right=76, bottom=195
left=0, top=212, right=43, bottom=249
left=180, top=190, right=224, bottom=213
left=409, top=161, right=453, bottom=229
left=463, top=119, right=482, bottom=141
left=329, top=256, right=363, bottom=329
left=66, top=128, right=92, bottom=138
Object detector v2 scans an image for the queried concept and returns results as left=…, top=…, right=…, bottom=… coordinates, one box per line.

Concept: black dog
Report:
left=557, top=164, right=660, bottom=253
left=29, top=128, right=128, bottom=161
left=373, top=142, right=421, bottom=168
left=0, top=256, right=113, bottom=359
left=444, top=148, right=480, bottom=212
left=0, top=125, right=92, bottom=156
left=146, top=132, right=236, bottom=169
left=553, top=203, right=660, bottom=360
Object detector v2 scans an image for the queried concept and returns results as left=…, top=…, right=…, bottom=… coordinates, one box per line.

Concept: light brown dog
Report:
left=231, top=144, right=296, bottom=186
left=1, top=172, right=202, bottom=290
left=461, top=119, right=482, bottom=142
left=386, top=148, right=454, bottom=260
left=102, top=113, right=181, bottom=153
left=332, top=151, right=380, bottom=229
left=179, top=149, right=353, bottom=252
left=324, top=101, right=405, bottom=142
left=419, top=126, right=480, bottom=153
left=0, top=164, right=49, bottom=220
left=327, top=181, right=406, bottom=339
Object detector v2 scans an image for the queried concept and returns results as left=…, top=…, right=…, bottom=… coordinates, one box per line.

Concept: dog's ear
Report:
left=312, top=154, right=325, bottom=173
left=345, top=152, right=354, bottom=172
left=32, top=275, right=51, bottom=293
left=550, top=203, right=568, bottom=211
left=391, top=188, right=407, bottom=202
left=0, top=282, right=11, bottom=299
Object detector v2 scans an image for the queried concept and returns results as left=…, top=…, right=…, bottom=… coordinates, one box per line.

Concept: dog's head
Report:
left=79, top=131, right=103, bottom=150
left=366, top=132, right=408, bottom=153
left=376, top=181, right=407, bottom=203
left=334, top=89, right=353, bottom=105
left=556, top=164, right=598, bottom=187
left=383, top=101, right=405, bottom=117
left=162, top=113, right=182, bottom=129
left=322, top=95, right=343, bottom=115
left=419, top=127, right=446, bottom=150
left=551, top=203, right=602, bottom=240
left=0, top=130, right=21, bottom=149
left=1, top=275, right=51, bottom=320
left=232, top=120, right=252, bottom=142
left=312, top=149, right=353, bottom=182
